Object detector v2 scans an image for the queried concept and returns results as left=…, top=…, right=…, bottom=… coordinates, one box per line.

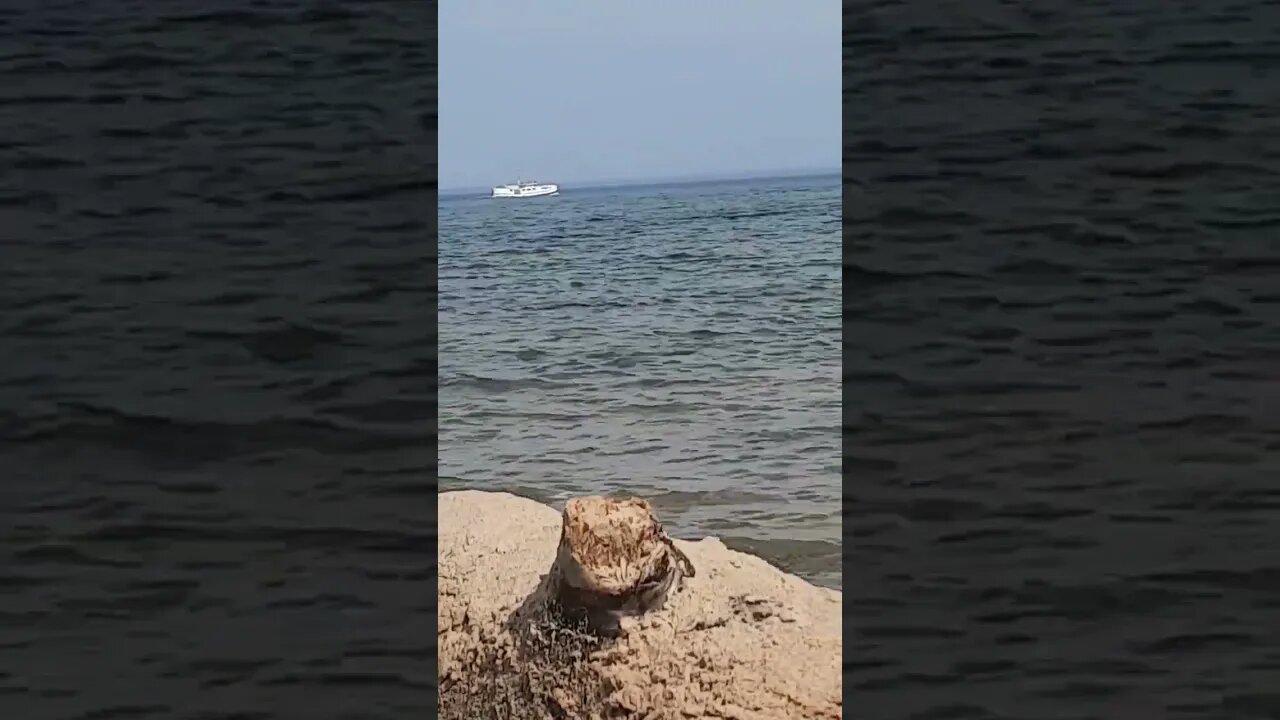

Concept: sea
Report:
left=0, top=2, right=432, bottom=718
left=5, top=0, right=1279, bottom=717
left=438, top=175, right=843, bottom=589
left=848, top=2, right=1280, bottom=717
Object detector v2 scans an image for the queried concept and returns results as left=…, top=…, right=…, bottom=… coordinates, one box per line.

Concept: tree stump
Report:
left=550, top=496, right=695, bottom=637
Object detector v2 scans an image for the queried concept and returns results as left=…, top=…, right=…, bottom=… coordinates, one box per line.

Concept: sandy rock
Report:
left=439, top=490, right=842, bottom=720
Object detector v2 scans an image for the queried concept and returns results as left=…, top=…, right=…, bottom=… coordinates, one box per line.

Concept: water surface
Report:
left=848, top=1, right=1280, bottom=716
left=439, top=175, right=843, bottom=589
left=0, top=2, right=432, bottom=717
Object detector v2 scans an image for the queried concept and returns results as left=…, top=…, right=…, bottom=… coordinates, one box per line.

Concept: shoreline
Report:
left=436, top=480, right=842, bottom=591
left=439, top=490, right=842, bottom=719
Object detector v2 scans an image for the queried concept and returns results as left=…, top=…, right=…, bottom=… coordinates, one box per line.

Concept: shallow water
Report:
left=439, top=175, right=843, bottom=589
left=848, top=1, right=1280, bottom=716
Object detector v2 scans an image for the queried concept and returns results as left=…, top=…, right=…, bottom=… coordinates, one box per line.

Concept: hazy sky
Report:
left=439, top=2, right=839, bottom=189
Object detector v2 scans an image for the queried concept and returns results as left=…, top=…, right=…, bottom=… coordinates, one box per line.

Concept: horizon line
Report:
left=439, top=166, right=840, bottom=195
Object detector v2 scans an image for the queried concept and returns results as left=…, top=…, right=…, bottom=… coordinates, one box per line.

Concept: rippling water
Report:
left=849, top=2, right=1280, bottom=716
left=0, top=2, right=431, bottom=717
left=439, top=175, right=842, bottom=589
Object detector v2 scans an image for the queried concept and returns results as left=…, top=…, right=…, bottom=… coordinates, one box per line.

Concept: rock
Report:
left=438, top=490, right=842, bottom=720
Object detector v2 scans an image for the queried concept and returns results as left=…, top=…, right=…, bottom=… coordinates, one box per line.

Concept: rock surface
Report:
left=439, top=490, right=842, bottom=720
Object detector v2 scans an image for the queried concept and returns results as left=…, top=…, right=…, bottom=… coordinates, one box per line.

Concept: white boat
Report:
left=492, top=181, right=559, bottom=198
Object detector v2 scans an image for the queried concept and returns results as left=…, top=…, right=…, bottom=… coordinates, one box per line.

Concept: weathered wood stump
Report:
left=550, top=496, right=695, bottom=637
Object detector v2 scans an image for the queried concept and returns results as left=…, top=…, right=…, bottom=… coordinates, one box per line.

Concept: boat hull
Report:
left=492, top=183, right=559, bottom=198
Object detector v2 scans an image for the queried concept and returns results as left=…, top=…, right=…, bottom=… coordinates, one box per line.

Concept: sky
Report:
left=439, top=2, right=840, bottom=190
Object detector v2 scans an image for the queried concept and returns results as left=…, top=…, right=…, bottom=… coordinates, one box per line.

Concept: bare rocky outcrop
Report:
left=439, top=490, right=842, bottom=720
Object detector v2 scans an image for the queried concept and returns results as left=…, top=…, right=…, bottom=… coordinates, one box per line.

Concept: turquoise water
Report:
left=439, top=174, right=841, bottom=588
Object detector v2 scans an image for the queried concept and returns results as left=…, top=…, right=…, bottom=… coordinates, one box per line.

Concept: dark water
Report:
left=849, top=2, right=1280, bottom=717
left=439, top=176, right=842, bottom=589
left=0, top=2, right=433, bottom=718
